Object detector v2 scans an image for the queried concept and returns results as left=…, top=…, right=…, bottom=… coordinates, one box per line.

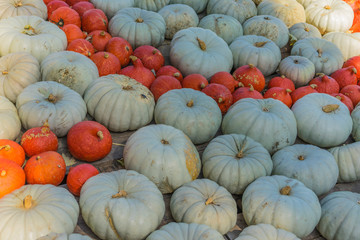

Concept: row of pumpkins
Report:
left=0, top=0, right=360, bottom=239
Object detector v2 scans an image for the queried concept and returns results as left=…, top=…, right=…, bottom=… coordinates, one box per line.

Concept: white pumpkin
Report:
left=84, top=74, right=155, bottom=132
left=243, top=15, right=289, bottom=48
left=158, top=4, right=199, bottom=40
left=170, top=178, right=237, bottom=235
left=0, top=16, right=67, bottom=62
left=89, top=0, right=134, bottom=20
left=16, top=81, right=87, bottom=137
left=146, top=222, right=224, bottom=240
left=291, top=37, right=343, bottom=75
left=37, top=233, right=92, bottom=240
left=317, top=191, right=360, bottom=240
left=289, top=22, right=322, bottom=41
left=134, top=0, right=170, bottom=12
left=0, top=95, right=21, bottom=140
left=292, top=93, right=352, bottom=148
left=41, top=51, right=99, bottom=96
left=0, top=52, right=40, bottom=103
left=0, top=184, right=79, bottom=240
left=154, top=88, right=222, bottom=145
left=305, top=0, right=354, bottom=34
left=242, top=175, right=322, bottom=238
left=109, top=7, right=166, bottom=49
left=222, top=98, right=297, bottom=154
left=257, top=0, right=306, bottom=28
left=229, top=35, right=281, bottom=76
left=202, top=134, right=273, bottom=194
left=0, top=0, right=47, bottom=20
left=170, top=27, right=233, bottom=79
left=198, top=14, right=243, bottom=45
left=351, top=103, right=360, bottom=141
left=207, top=0, right=257, bottom=24
left=295, top=0, right=316, bottom=9
left=272, top=144, right=339, bottom=196
left=124, top=124, right=201, bottom=194
left=279, top=55, right=315, bottom=88
left=169, top=0, right=208, bottom=13
left=80, top=170, right=165, bottom=240
left=328, top=142, right=360, bottom=183
left=323, top=32, right=360, bottom=62
left=235, top=224, right=300, bottom=240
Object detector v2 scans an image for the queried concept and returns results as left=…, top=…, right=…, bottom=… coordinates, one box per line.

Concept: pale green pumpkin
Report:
left=351, top=103, right=360, bottom=141
left=89, top=0, right=135, bottom=20
left=0, top=95, right=21, bottom=141
left=289, top=22, right=322, bottom=41
left=37, top=233, right=92, bottom=240
left=235, top=224, right=300, bottom=240
left=169, top=0, right=209, bottom=13
left=279, top=55, right=315, bottom=88
left=134, top=0, right=170, bottom=12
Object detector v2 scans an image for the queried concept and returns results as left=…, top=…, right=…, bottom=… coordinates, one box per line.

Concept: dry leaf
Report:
left=62, top=153, right=77, bottom=167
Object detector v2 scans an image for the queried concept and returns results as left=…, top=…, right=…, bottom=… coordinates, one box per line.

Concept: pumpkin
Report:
left=207, top=0, right=257, bottom=24
left=229, top=35, right=281, bottom=77
left=202, top=83, right=233, bottom=114
left=80, top=169, right=165, bottom=240
left=120, top=55, right=155, bottom=88
left=317, top=191, right=360, bottom=240
left=210, top=71, right=238, bottom=93
left=62, top=24, right=86, bottom=44
left=124, top=124, right=201, bottom=194
left=169, top=27, right=233, bottom=79
left=146, top=222, right=224, bottom=240
left=109, top=7, right=166, bottom=49
left=16, top=81, right=87, bottom=137
left=89, top=0, right=134, bottom=19
left=340, top=84, right=360, bottom=106
left=105, top=37, right=133, bottom=67
left=305, top=0, right=354, bottom=34
left=235, top=224, right=300, bottom=240
left=47, top=0, right=69, bottom=19
left=242, top=175, right=321, bottom=238
left=170, top=178, right=237, bottom=234
left=232, top=84, right=263, bottom=103
left=243, top=15, right=289, bottom=48
left=66, top=38, right=95, bottom=57
left=0, top=184, right=79, bottom=239
left=291, top=37, right=344, bottom=75
left=263, top=87, right=293, bottom=108
left=233, top=64, right=265, bottom=92
left=351, top=104, right=360, bottom=141
left=308, top=73, right=340, bottom=94
left=267, top=75, right=295, bottom=92
left=84, top=74, right=155, bottom=132
left=257, top=0, right=306, bottom=28
left=330, top=66, right=358, bottom=89
left=330, top=93, right=354, bottom=113
left=156, top=65, right=183, bottom=82
left=0, top=0, right=47, bottom=20
left=0, top=158, right=25, bottom=198
left=158, top=4, right=199, bottom=40
left=81, top=8, right=108, bottom=33
left=323, top=32, right=360, bottom=61
left=134, top=0, right=170, bottom=12
left=0, top=96, right=21, bottom=141
left=198, top=14, right=243, bottom=45
left=71, top=1, right=94, bottom=18
left=49, top=6, right=81, bottom=29
left=295, top=0, right=316, bottom=8
left=0, top=140, right=24, bottom=166
left=169, top=0, right=208, bottom=13
left=41, top=51, right=99, bottom=96
left=272, top=144, right=339, bottom=196
left=290, top=84, right=318, bottom=103
left=292, top=93, right=352, bottom=147
left=150, top=75, right=182, bottom=101
left=222, top=98, right=297, bottom=154
left=181, top=73, right=208, bottom=91
left=87, top=30, right=112, bottom=52
left=66, top=0, right=89, bottom=5
left=37, top=233, right=92, bottom=240
left=0, top=52, right=40, bottom=103
left=66, top=163, right=99, bottom=196
left=154, top=88, right=222, bottom=144
left=343, top=56, right=360, bottom=80
left=67, top=121, right=112, bottom=162
left=90, top=51, right=121, bottom=76
left=279, top=55, right=315, bottom=88
left=202, top=134, right=273, bottom=195
left=133, top=45, right=164, bottom=72
left=0, top=15, right=67, bottom=62
left=21, top=121, right=58, bottom=157
left=288, top=22, right=322, bottom=41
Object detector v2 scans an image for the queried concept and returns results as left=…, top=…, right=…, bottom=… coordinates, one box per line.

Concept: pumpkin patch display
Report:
left=0, top=158, right=25, bottom=198
left=170, top=178, right=237, bottom=235
left=105, top=37, right=133, bottom=67
left=0, top=139, right=25, bottom=166
left=66, top=163, right=99, bottom=196
left=279, top=55, right=315, bottom=88
left=181, top=73, right=208, bottom=91
left=0, top=0, right=47, bottom=20
left=89, top=0, right=134, bottom=19
left=120, top=55, right=155, bottom=88
left=133, top=45, right=164, bottom=72
left=235, top=224, right=300, bottom=240
left=80, top=170, right=165, bottom=240
left=0, top=96, right=21, bottom=141
left=124, top=124, right=201, bottom=194
left=232, top=64, right=265, bottom=92
left=308, top=73, right=340, bottom=94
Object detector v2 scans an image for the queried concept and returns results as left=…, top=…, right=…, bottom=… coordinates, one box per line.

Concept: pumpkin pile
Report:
left=1, top=0, right=360, bottom=239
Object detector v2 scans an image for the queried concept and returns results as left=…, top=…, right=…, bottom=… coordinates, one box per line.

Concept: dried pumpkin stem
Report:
left=322, top=104, right=339, bottom=113
left=2, top=71, right=8, bottom=75
left=112, top=190, right=127, bottom=198
left=23, top=195, right=33, bottom=209
left=280, top=186, right=291, bottom=195
left=129, top=55, right=137, bottom=62
left=161, top=139, right=169, bottom=144
left=218, top=97, right=223, bottom=103
left=14, top=2, right=23, bottom=7
left=197, top=38, right=206, bottom=51
left=254, top=41, right=268, bottom=47
left=112, top=143, right=126, bottom=146
left=317, top=49, right=323, bottom=57
left=47, top=94, right=57, bottom=103
left=298, top=155, right=305, bottom=160
left=187, top=99, right=194, bottom=107
left=324, top=5, right=331, bottom=10
left=0, top=145, right=10, bottom=151
left=136, top=17, right=144, bottom=23
left=236, top=139, right=247, bottom=158
left=304, top=27, right=309, bottom=32
left=205, top=197, right=214, bottom=205
left=97, top=131, right=104, bottom=140
left=122, top=85, right=133, bottom=90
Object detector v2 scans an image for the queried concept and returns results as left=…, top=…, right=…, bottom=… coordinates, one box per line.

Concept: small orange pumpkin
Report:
left=181, top=74, right=208, bottom=91
left=62, top=24, right=87, bottom=44
left=90, top=51, right=121, bottom=76
left=0, top=158, right=25, bottom=198
left=0, top=140, right=25, bottom=167
left=67, top=38, right=95, bottom=57
left=105, top=37, right=133, bottom=67
left=49, top=6, right=81, bottom=29
left=67, top=163, right=99, bottom=196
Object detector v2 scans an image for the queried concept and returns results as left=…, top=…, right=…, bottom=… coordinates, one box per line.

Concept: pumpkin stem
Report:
left=23, top=195, right=33, bottom=209
left=200, top=83, right=206, bottom=89
left=254, top=41, right=268, bottom=47
left=2, top=70, right=8, bottom=75
left=322, top=104, right=339, bottom=113
left=36, top=156, right=41, bottom=160
left=112, top=190, right=127, bottom=198
left=352, top=68, right=357, bottom=75
left=161, top=139, right=169, bottom=145
left=135, top=17, right=144, bottom=23
left=100, top=31, right=106, bottom=37
left=304, top=27, right=309, bottom=32
left=104, top=53, right=109, bottom=59
left=218, top=97, right=223, bottom=103
left=249, top=84, right=255, bottom=91
left=187, top=99, right=194, bottom=107
left=97, top=131, right=104, bottom=140
left=236, top=138, right=247, bottom=158
left=262, top=107, right=269, bottom=112
left=0, top=170, right=6, bottom=177
left=173, top=72, right=180, bottom=78
left=205, top=197, right=214, bottom=205
left=335, top=95, right=342, bottom=101
left=22, top=25, right=36, bottom=35
left=42, top=119, right=50, bottom=128
left=248, top=64, right=255, bottom=69
left=286, top=89, right=292, bottom=93
left=264, top=16, right=270, bottom=20
left=129, top=55, right=137, bottom=62
left=112, top=143, right=126, bottom=146
left=324, top=5, right=331, bottom=10
left=298, top=155, right=305, bottom=160
left=280, top=75, right=286, bottom=78
left=47, top=94, right=57, bottom=103
left=122, top=85, right=133, bottom=90
left=14, top=1, right=23, bottom=7
left=317, top=49, right=323, bottom=57
left=197, top=38, right=207, bottom=51
left=238, top=82, right=245, bottom=88
left=316, top=72, right=325, bottom=77
left=310, top=84, right=317, bottom=89
left=280, top=186, right=291, bottom=195
left=0, top=145, right=11, bottom=151
left=294, top=59, right=299, bottom=64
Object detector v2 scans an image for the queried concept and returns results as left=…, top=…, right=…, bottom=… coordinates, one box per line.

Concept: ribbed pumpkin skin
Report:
left=279, top=55, right=315, bottom=88
left=134, top=0, right=170, bottom=12
left=0, top=0, right=47, bottom=20
left=289, top=22, right=322, bottom=40
left=37, top=232, right=92, bottom=240
left=235, top=224, right=300, bottom=240
left=0, top=96, right=21, bottom=141
left=89, top=0, right=134, bottom=19
left=323, top=32, right=360, bottom=62
left=169, top=0, right=208, bottom=13
left=0, top=140, right=25, bottom=166
left=67, top=39, right=95, bottom=57
left=0, top=158, right=25, bottom=198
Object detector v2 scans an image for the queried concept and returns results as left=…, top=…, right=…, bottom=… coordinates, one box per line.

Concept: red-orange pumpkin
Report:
left=330, top=93, right=354, bottom=113
left=232, top=84, right=263, bottom=103
left=49, top=6, right=81, bottom=29
left=343, top=56, right=360, bottom=80
left=331, top=66, right=358, bottom=89
left=47, top=0, right=69, bottom=18
left=181, top=73, right=208, bottom=91
left=233, top=64, right=265, bottom=92
left=67, top=38, right=95, bottom=57
left=105, top=37, right=133, bottom=67
left=290, top=84, right=318, bottom=104
left=44, top=0, right=65, bottom=5
left=202, top=83, right=233, bottom=114
left=0, top=158, right=25, bottom=198
left=66, top=0, right=89, bottom=6
left=120, top=56, right=155, bottom=88
left=81, top=9, right=108, bottom=33
left=267, top=75, right=295, bottom=92
left=71, top=1, right=95, bottom=18
left=263, top=87, right=293, bottom=108
left=67, top=121, right=112, bottom=162
left=150, top=75, right=182, bottom=101
left=210, top=71, right=238, bottom=93
left=340, top=84, right=360, bottom=107
left=308, top=73, right=339, bottom=94
left=66, top=163, right=99, bottom=196
left=133, top=45, right=165, bottom=72
left=90, top=51, right=121, bottom=76
left=62, top=24, right=86, bottom=44
left=156, top=65, right=183, bottom=82
left=87, top=30, right=112, bottom=52
left=0, top=140, right=25, bottom=167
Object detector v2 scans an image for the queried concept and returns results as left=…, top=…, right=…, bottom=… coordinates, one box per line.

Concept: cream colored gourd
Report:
left=134, top=0, right=170, bottom=12
left=257, top=0, right=306, bottom=28
left=242, top=175, right=321, bottom=238
left=0, top=52, right=40, bottom=103
left=154, top=88, right=222, bottom=144
left=235, top=224, right=300, bottom=240
left=0, top=95, right=21, bottom=140
left=89, top=0, right=134, bottom=19
left=41, top=51, right=99, bottom=96
left=123, top=124, right=201, bottom=194
left=279, top=55, right=315, bottom=87
left=37, top=233, right=92, bottom=240
left=323, top=32, right=360, bottom=62
left=202, top=134, right=273, bottom=194
left=0, top=0, right=47, bottom=20
left=170, top=179, right=237, bottom=235
left=84, top=74, right=155, bottom=132
left=296, top=0, right=316, bottom=8
left=0, top=16, right=67, bottom=62
left=243, top=15, right=289, bottom=48
left=305, top=0, right=354, bottom=34
left=0, top=184, right=79, bottom=240
left=230, top=35, right=281, bottom=76
left=80, top=170, right=165, bottom=240
left=158, top=4, right=199, bottom=40
left=169, top=0, right=208, bottom=13
left=198, top=14, right=243, bottom=45
left=16, top=81, right=87, bottom=137
left=146, top=222, right=224, bottom=240
left=289, top=22, right=322, bottom=41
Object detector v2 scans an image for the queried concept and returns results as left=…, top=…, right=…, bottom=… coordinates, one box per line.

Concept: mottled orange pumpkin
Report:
left=308, top=74, right=339, bottom=94
left=133, top=45, right=165, bottom=72
left=267, top=75, right=295, bottom=92
left=156, top=65, right=183, bottom=82
left=62, top=24, right=86, bottom=44
left=232, top=84, right=263, bottom=103
left=90, top=51, right=121, bottom=76
left=81, top=8, right=108, bottom=33
left=150, top=75, right=182, bottom=101
left=0, top=158, right=25, bottom=198
left=330, top=93, right=354, bottom=113
left=290, top=84, right=318, bottom=104
left=67, top=163, right=99, bottom=196
left=47, top=0, right=69, bottom=19
left=263, top=87, right=293, bottom=108
left=233, top=64, right=265, bottom=92
left=181, top=73, right=208, bottom=91
left=210, top=71, right=238, bottom=93
left=71, top=1, right=95, bottom=18
left=202, top=83, right=233, bottom=114
left=120, top=56, right=155, bottom=88
left=49, top=6, right=81, bottom=29
left=87, top=30, right=112, bottom=52
left=0, top=140, right=25, bottom=167
left=67, top=38, right=95, bottom=57
left=105, top=37, right=133, bottom=67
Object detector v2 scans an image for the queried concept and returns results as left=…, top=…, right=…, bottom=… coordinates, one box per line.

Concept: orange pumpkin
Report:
left=0, top=158, right=25, bottom=198
left=81, top=9, right=108, bottom=33
left=263, top=87, right=293, bottom=108
left=267, top=75, right=295, bottom=92
left=156, top=65, right=183, bottom=82
left=67, top=163, right=99, bottom=196
left=66, top=0, right=89, bottom=6
left=330, top=93, right=354, bottom=113
left=181, top=74, right=208, bottom=91
left=290, top=84, right=318, bottom=104
left=133, top=45, right=165, bottom=72
left=90, top=51, right=121, bottom=76
left=67, top=38, right=95, bottom=57
left=0, top=140, right=25, bottom=167
left=150, top=75, right=182, bottom=101
left=47, top=0, right=69, bottom=19
left=210, top=71, right=238, bottom=93
left=72, top=1, right=95, bottom=18
left=105, top=37, right=133, bottom=67
left=202, top=83, right=233, bottom=114
left=62, top=24, right=86, bottom=44
left=232, top=84, right=263, bottom=103
left=87, top=30, right=112, bottom=52
left=233, top=64, right=265, bottom=92
left=49, top=6, right=81, bottom=29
